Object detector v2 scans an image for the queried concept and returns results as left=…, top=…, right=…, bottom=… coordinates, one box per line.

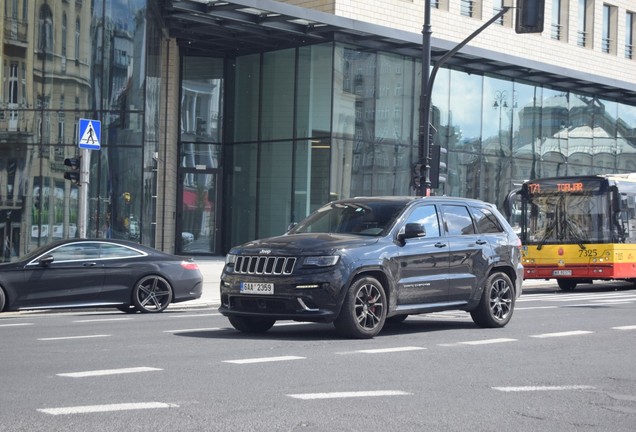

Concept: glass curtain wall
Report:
left=224, top=40, right=636, bottom=251
left=179, top=56, right=224, bottom=254
left=228, top=44, right=334, bottom=248
left=0, top=0, right=155, bottom=260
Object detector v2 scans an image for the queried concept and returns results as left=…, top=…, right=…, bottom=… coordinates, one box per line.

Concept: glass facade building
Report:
left=1, top=0, right=636, bottom=259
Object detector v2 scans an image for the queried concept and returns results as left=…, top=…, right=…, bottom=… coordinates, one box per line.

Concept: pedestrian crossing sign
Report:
left=78, top=118, right=101, bottom=150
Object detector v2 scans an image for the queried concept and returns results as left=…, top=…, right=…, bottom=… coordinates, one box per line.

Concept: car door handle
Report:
left=476, top=240, right=487, bottom=245
left=434, top=242, right=447, bottom=248
left=83, top=262, right=98, bottom=267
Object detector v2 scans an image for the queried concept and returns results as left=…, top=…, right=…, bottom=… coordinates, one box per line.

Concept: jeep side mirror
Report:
left=397, top=223, right=426, bottom=243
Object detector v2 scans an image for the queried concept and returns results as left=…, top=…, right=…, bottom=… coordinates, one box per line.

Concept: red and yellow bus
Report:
left=505, top=174, right=636, bottom=291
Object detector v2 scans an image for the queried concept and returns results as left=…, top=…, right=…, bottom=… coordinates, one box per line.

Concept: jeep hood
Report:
left=231, top=233, right=380, bottom=255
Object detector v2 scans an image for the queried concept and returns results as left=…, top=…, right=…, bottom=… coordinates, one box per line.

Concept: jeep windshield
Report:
left=290, top=201, right=406, bottom=236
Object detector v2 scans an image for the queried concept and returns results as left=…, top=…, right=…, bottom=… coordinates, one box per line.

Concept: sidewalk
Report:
left=175, top=257, right=225, bottom=309
left=176, top=258, right=561, bottom=310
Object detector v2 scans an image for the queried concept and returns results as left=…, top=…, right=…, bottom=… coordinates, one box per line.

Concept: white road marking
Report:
left=57, top=367, right=162, bottom=378
left=519, top=293, right=636, bottom=303
left=492, top=385, right=595, bottom=392
left=288, top=390, right=411, bottom=400
left=459, top=338, right=518, bottom=345
left=0, top=322, right=34, bottom=327
left=530, top=330, right=593, bottom=338
left=73, top=318, right=133, bottom=323
left=38, top=402, right=177, bottom=415
left=224, top=356, right=306, bottom=364
left=515, top=306, right=558, bottom=310
left=353, top=346, right=426, bottom=354
left=164, top=327, right=221, bottom=333
left=612, top=325, right=636, bottom=330
left=38, top=334, right=110, bottom=341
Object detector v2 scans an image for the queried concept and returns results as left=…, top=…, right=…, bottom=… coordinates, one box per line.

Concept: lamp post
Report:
left=417, top=0, right=433, bottom=196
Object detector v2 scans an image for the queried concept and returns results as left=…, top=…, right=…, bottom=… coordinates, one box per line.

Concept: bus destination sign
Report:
left=527, top=179, right=602, bottom=195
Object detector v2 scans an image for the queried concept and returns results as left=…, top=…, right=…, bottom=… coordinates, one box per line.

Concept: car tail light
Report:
left=180, top=261, right=200, bottom=271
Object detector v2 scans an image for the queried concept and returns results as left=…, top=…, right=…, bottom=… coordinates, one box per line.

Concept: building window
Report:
left=627, top=12, right=635, bottom=59
left=552, top=0, right=562, bottom=40
left=577, top=0, right=593, bottom=48
left=602, top=4, right=617, bottom=54
left=9, top=63, right=19, bottom=105
left=62, top=14, right=67, bottom=57
left=57, top=112, right=65, bottom=144
left=75, top=18, right=81, bottom=61
left=493, top=0, right=504, bottom=25
left=38, top=5, right=53, bottom=54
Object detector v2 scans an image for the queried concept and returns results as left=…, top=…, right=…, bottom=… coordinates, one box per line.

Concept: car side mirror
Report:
left=287, top=222, right=297, bottom=232
left=397, top=223, right=426, bottom=244
left=38, top=254, right=54, bottom=267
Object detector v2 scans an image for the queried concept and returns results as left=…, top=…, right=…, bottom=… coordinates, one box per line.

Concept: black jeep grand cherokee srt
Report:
left=220, top=196, right=523, bottom=338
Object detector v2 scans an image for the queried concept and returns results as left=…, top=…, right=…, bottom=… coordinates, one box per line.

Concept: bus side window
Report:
left=621, top=195, right=636, bottom=243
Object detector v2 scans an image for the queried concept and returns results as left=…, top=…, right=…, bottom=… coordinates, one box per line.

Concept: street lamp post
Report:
left=418, top=0, right=433, bottom=196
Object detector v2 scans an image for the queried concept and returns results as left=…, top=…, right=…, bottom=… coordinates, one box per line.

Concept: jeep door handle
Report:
left=434, top=242, right=447, bottom=248
left=476, top=240, right=487, bottom=245
left=83, top=262, right=98, bottom=267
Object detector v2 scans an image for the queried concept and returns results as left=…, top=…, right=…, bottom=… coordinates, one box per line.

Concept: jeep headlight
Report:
left=303, top=256, right=340, bottom=267
left=225, top=254, right=237, bottom=266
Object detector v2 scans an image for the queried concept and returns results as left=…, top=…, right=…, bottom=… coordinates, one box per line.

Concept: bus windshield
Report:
left=524, top=187, right=609, bottom=248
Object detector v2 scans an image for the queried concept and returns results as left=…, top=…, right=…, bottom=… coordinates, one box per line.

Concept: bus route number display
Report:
left=528, top=181, right=591, bottom=195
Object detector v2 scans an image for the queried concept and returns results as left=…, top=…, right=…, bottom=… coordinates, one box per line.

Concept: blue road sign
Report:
left=78, top=118, right=101, bottom=150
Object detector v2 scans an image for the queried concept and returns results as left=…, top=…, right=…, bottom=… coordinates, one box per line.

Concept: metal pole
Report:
left=78, top=147, right=90, bottom=238
left=418, top=0, right=432, bottom=196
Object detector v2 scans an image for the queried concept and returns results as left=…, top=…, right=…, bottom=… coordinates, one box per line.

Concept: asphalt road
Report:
left=1, top=281, right=635, bottom=432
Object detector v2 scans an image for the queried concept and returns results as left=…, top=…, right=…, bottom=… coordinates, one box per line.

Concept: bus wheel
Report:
left=557, top=279, right=577, bottom=291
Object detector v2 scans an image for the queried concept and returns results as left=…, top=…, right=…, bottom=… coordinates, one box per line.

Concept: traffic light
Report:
left=429, top=145, right=447, bottom=189
left=123, top=192, right=131, bottom=203
left=64, top=157, right=81, bottom=185
left=411, top=162, right=423, bottom=191
left=515, top=0, right=545, bottom=34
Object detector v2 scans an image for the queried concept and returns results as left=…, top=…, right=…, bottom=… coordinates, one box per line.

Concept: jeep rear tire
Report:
left=334, top=276, right=387, bottom=339
left=229, top=316, right=276, bottom=333
left=470, top=272, right=514, bottom=328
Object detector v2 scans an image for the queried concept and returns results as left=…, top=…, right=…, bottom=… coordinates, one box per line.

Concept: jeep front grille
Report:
left=234, top=256, right=296, bottom=275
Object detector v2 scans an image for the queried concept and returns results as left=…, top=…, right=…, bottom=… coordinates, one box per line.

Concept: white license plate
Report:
left=240, top=282, right=274, bottom=295
left=553, top=270, right=572, bottom=276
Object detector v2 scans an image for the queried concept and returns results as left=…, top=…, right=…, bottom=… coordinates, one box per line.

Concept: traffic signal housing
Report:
left=64, top=157, right=81, bottom=185
left=429, top=145, right=447, bottom=189
left=515, top=0, right=545, bottom=34
left=411, top=162, right=423, bottom=191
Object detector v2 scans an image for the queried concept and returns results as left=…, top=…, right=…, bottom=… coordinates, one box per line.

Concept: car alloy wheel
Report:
left=334, top=276, right=387, bottom=339
left=470, top=272, right=514, bottom=328
left=133, top=275, right=173, bottom=313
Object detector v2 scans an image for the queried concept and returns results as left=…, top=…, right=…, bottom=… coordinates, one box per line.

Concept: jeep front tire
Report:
left=334, top=276, right=387, bottom=339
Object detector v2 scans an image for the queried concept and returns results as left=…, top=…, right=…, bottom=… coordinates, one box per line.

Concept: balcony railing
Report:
left=626, top=44, right=634, bottom=60
left=551, top=23, right=562, bottom=40
left=460, top=0, right=474, bottom=17
left=577, top=31, right=587, bottom=47
left=602, top=38, right=611, bottom=54
left=3, top=18, right=28, bottom=44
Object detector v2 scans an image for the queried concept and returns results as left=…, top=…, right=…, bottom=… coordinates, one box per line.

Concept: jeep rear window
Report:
left=291, top=202, right=405, bottom=236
